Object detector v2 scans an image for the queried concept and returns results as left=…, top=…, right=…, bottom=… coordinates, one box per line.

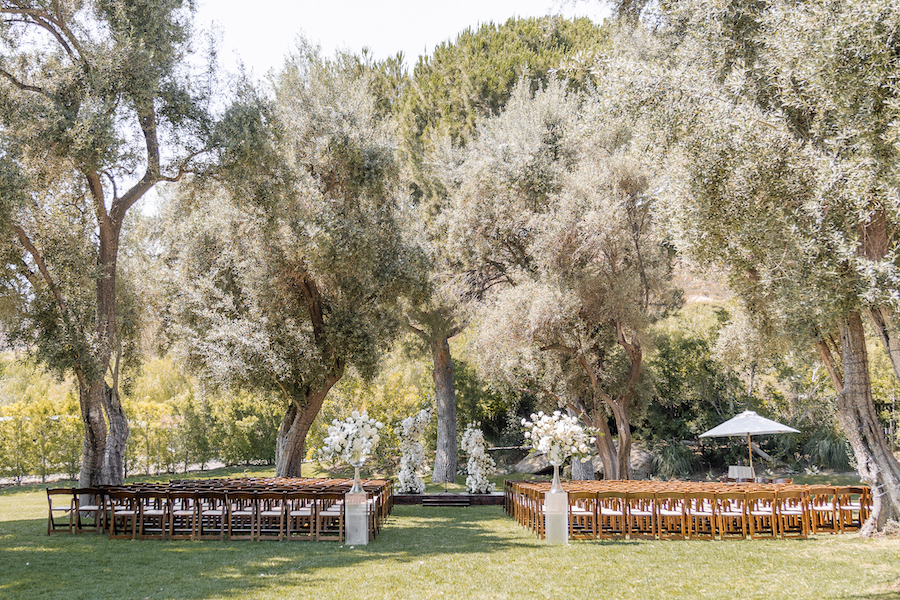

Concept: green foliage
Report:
left=453, top=357, right=531, bottom=447
left=0, top=1, right=216, bottom=484
left=443, top=77, right=675, bottom=478
left=123, top=356, right=280, bottom=473
left=165, top=41, right=427, bottom=404
left=642, top=326, right=747, bottom=442
left=307, top=354, right=431, bottom=467
left=209, top=391, right=281, bottom=467
left=400, top=16, right=608, bottom=146
left=397, top=16, right=610, bottom=211
left=651, top=440, right=695, bottom=479
left=0, top=355, right=81, bottom=482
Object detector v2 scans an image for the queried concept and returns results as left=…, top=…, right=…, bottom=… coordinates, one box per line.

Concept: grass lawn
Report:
left=1, top=468, right=899, bottom=600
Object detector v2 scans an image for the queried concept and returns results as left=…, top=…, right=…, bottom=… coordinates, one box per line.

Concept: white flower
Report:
left=521, top=411, right=593, bottom=466
left=396, top=409, right=431, bottom=494
left=318, top=410, right=383, bottom=467
left=461, top=422, right=496, bottom=494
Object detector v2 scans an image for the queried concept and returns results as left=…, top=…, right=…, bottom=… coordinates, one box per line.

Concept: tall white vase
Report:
left=345, top=462, right=368, bottom=545
left=544, top=463, right=568, bottom=544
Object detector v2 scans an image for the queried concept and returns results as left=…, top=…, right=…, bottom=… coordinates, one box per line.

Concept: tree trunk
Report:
left=610, top=400, right=633, bottom=480
left=571, top=457, right=596, bottom=480
left=431, top=335, right=458, bottom=483
left=567, top=407, right=595, bottom=480
left=585, top=409, right=617, bottom=479
left=275, top=371, right=343, bottom=477
left=101, top=382, right=129, bottom=485
left=77, top=375, right=107, bottom=488
left=866, top=307, right=900, bottom=384
left=76, top=208, right=127, bottom=486
left=836, top=312, right=900, bottom=535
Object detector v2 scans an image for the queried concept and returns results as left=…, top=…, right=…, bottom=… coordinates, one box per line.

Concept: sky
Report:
left=193, top=0, right=611, bottom=76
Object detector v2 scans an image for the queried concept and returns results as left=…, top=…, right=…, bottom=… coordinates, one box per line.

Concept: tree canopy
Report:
left=0, top=0, right=212, bottom=486
left=604, top=0, right=900, bottom=531
left=442, top=79, right=676, bottom=478
left=162, top=43, right=426, bottom=477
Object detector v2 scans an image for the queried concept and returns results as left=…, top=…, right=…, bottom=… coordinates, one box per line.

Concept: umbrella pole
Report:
left=748, top=432, right=753, bottom=473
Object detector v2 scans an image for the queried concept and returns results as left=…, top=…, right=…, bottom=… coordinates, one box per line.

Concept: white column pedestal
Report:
left=344, top=491, right=368, bottom=546
left=544, top=489, right=569, bottom=544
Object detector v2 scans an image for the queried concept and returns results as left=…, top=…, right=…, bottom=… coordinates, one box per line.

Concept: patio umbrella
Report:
left=699, top=410, right=800, bottom=471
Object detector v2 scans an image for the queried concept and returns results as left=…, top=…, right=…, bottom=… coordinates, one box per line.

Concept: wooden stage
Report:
left=393, top=492, right=504, bottom=506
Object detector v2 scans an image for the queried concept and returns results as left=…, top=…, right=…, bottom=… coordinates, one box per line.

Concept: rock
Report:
left=591, top=443, right=654, bottom=480
left=630, top=442, right=654, bottom=480
left=514, top=454, right=552, bottom=475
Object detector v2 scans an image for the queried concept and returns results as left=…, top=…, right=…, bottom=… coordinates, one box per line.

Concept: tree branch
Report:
left=0, top=68, right=47, bottom=95
left=1, top=4, right=80, bottom=58
left=111, top=106, right=161, bottom=223
left=10, top=223, right=68, bottom=316
left=816, top=337, right=844, bottom=391
left=405, top=321, right=429, bottom=342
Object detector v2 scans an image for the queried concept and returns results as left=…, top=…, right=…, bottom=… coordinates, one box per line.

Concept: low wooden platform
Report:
left=394, top=492, right=504, bottom=506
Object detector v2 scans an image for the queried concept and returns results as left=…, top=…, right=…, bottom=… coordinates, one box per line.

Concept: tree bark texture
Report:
left=431, top=335, right=458, bottom=483
left=610, top=401, right=633, bottom=480
left=567, top=324, right=640, bottom=480
left=836, top=312, right=900, bottom=535
left=566, top=407, right=596, bottom=480
left=275, top=370, right=344, bottom=477
left=866, top=307, right=900, bottom=385
left=586, top=410, right=618, bottom=479
left=101, top=382, right=129, bottom=485
left=571, top=457, right=596, bottom=480
left=77, top=375, right=108, bottom=488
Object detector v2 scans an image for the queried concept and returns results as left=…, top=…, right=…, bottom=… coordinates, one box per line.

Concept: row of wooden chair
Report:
left=505, top=481, right=871, bottom=541
left=47, top=477, right=392, bottom=543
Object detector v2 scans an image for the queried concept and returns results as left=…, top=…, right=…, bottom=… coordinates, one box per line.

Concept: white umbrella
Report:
left=699, top=410, right=800, bottom=471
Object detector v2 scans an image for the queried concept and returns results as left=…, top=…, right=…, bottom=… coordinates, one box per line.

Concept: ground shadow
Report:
left=0, top=507, right=548, bottom=599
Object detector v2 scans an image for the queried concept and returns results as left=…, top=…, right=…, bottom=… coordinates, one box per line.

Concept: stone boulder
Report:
left=514, top=454, right=552, bottom=475
left=630, top=442, right=654, bottom=480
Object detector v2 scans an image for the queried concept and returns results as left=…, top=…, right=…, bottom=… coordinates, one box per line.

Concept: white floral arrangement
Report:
left=318, top=410, right=384, bottom=467
left=522, top=411, right=594, bottom=465
left=395, top=409, right=431, bottom=494
left=461, top=422, right=496, bottom=494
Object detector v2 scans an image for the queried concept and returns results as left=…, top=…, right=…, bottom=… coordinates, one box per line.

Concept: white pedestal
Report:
left=544, top=489, right=568, bottom=545
left=344, top=491, right=368, bottom=546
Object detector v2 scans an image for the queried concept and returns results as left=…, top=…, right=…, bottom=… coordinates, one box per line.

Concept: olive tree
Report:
left=0, top=1, right=211, bottom=486
left=443, top=81, right=675, bottom=479
left=397, top=17, right=610, bottom=482
left=163, top=44, right=426, bottom=477
left=608, top=0, right=900, bottom=530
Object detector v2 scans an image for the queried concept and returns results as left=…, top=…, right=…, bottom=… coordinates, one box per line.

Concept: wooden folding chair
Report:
left=108, top=489, right=139, bottom=540
left=285, top=490, right=316, bottom=541
left=625, top=491, right=657, bottom=540
left=685, top=491, right=716, bottom=540
left=714, top=491, right=747, bottom=540
left=257, top=491, right=287, bottom=541
left=198, top=490, right=228, bottom=541
left=227, top=490, right=257, bottom=541
left=656, top=491, right=687, bottom=540
left=596, top=490, right=626, bottom=539
left=138, top=489, right=169, bottom=540
left=835, top=486, right=869, bottom=531
left=316, top=492, right=344, bottom=542
left=807, top=486, right=839, bottom=534
left=46, top=488, right=76, bottom=535
left=568, top=491, right=597, bottom=540
left=746, top=490, right=777, bottom=539
left=775, top=489, right=809, bottom=539
left=74, top=488, right=105, bottom=534
left=168, top=491, right=199, bottom=541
